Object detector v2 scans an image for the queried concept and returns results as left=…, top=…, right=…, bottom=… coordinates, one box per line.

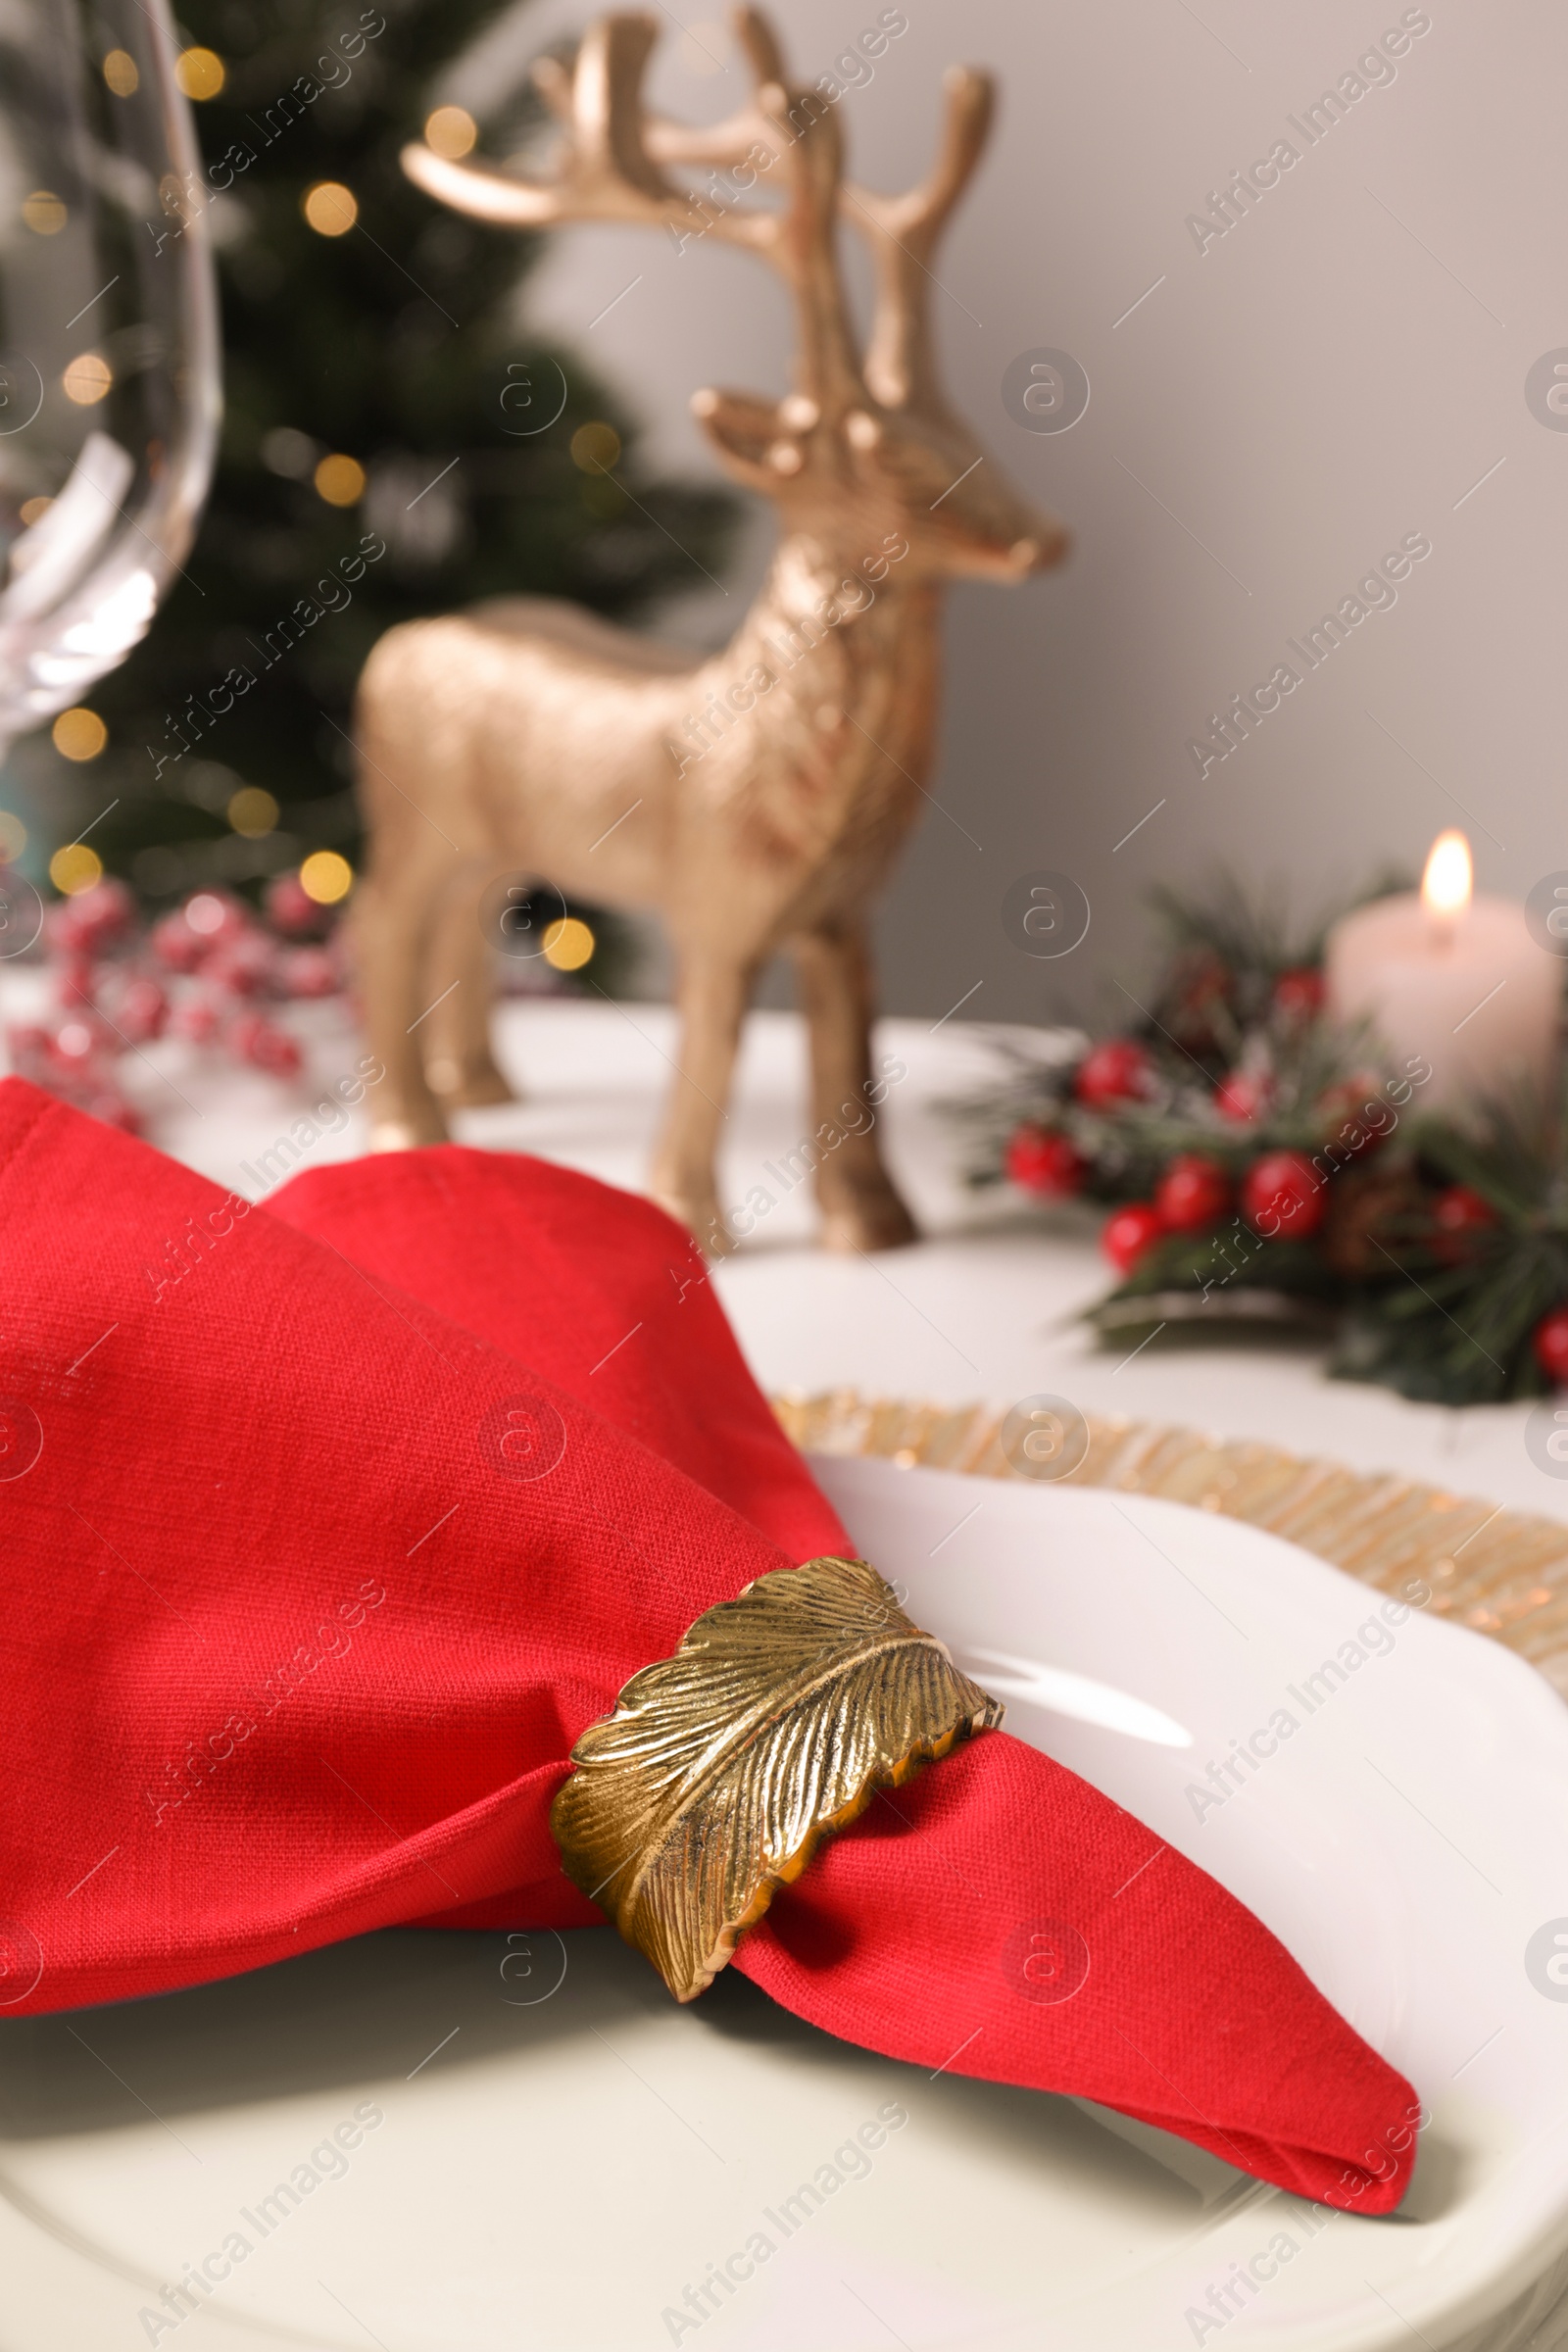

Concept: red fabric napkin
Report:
left=0, top=1078, right=1417, bottom=2211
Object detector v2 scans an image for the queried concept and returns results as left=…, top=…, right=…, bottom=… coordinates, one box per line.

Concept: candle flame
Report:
left=1421, top=829, right=1473, bottom=922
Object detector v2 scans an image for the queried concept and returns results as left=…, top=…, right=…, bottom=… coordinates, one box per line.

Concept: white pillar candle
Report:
left=1324, top=832, right=1561, bottom=1114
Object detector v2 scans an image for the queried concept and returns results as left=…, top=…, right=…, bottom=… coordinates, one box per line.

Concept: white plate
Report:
left=4, top=1459, right=1568, bottom=2352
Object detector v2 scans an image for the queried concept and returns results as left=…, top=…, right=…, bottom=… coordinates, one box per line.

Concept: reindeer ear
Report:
left=691, top=387, right=799, bottom=489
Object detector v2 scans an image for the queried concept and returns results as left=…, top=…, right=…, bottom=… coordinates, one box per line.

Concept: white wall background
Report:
left=448, top=0, right=1567, bottom=1025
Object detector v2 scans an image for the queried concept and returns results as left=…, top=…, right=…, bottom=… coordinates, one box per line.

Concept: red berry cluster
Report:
left=1003, top=1041, right=1157, bottom=1198
left=1414, top=1188, right=1568, bottom=1391
left=1098, top=1151, right=1325, bottom=1274
left=1428, top=1185, right=1495, bottom=1263
left=1004, top=1126, right=1087, bottom=1198
left=1002, top=1032, right=1334, bottom=1274
left=1074, top=1038, right=1156, bottom=1110
left=4, top=874, right=344, bottom=1132
left=1536, top=1307, right=1568, bottom=1387
left=1422, top=1179, right=1568, bottom=1388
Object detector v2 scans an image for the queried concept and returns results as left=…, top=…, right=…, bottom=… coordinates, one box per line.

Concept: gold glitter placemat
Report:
left=773, top=1390, right=1568, bottom=1700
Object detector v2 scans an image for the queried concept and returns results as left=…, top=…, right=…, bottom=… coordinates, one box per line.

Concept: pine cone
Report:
left=1320, top=1162, right=1428, bottom=1279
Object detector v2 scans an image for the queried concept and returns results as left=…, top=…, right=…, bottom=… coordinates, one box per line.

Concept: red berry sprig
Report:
left=1004, top=1126, right=1087, bottom=1198
left=1075, top=1039, right=1155, bottom=1109
left=1240, top=1150, right=1325, bottom=1240
left=1430, top=1185, right=1498, bottom=1264
left=1154, top=1153, right=1231, bottom=1232
left=7, top=873, right=346, bottom=1129
left=1533, top=1306, right=1568, bottom=1388
left=1102, top=1201, right=1165, bottom=1274
left=1213, top=1068, right=1272, bottom=1124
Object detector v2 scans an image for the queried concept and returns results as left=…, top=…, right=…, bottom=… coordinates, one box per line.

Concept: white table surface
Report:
left=7, top=989, right=1568, bottom=2352
left=9, top=982, right=1560, bottom=1527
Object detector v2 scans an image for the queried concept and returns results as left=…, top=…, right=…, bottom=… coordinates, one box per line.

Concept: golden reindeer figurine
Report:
left=354, top=7, right=1067, bottom=1251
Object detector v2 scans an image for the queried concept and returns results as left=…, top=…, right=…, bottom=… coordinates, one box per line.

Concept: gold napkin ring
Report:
left=550, top=1555, right=1004, bottom=2002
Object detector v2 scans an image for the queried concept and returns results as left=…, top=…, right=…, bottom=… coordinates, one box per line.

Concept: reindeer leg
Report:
left=421, top=875, right=517, bottom=1111
left=791, top=924, right=917, bottom=1252
left=649, top=950, right=754, bottom=1254
left=354, top=871, right=453, bottom=1151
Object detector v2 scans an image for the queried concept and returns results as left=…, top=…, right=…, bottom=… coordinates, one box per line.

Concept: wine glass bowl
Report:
left=0, top=0, right=218, bottom=754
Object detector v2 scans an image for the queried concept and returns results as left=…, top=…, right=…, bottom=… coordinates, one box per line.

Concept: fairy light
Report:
left=300, top=851, right=353, bottom=906
left=543, top=916, right=595, bottom=971
left=52, top=709, right=107, bottom=760
left=49, top=845, right=103, bottom=896
left=303, top=181, right=357, bottom=236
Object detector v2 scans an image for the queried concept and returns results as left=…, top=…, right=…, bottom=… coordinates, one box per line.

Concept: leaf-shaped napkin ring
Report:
left=550, top=1555, right=1004, bottom=2002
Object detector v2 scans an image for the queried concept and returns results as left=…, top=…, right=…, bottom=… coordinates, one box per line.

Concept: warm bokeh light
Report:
left=543, top=915, right=595, bottom=971
left=185, top=892, right=227, bottom=936
left=1421, top=829, right=1473, bottom=930
left=49, top=844, right=104, bottom=896
left=570, top=421, right=620, bottom=473
left=19, top=496, right=52, bottom=528
left=63, top=353, right=113, bottom=407
left=23, top=191, right=66, bottom=236
left=424, top=106, right=477, bottom=160
left=103, top=49, right=139, bottom=96
left=300, top=850, right=353, bottom=905
left=314, top=453, right=366, bottom=507
left=227, top=786, right=279, bottom=838
left=261, top=425, right=318, bottom=480
left=52, top=708, right=107, bottom=760
left=174, top=47, right=224, bottom=99
left=0, top=811, right=25, bottom=862
left=303, top=180, right=358, bottom=236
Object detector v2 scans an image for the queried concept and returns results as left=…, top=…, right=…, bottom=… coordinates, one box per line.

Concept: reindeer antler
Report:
left=845, top=68, right=995, bottom=414
left=641, top=7, right=782, bottom=171
left=401, top=9, right=863, bottom=416
left=635, top=21, right=997, bottom=418
left=403, top=12, right=995, bottom=424
left=402, top=17, right=684, bottom=230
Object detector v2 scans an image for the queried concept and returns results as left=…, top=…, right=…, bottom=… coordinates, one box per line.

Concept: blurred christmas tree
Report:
left=6, top=0, right=732, bottom=983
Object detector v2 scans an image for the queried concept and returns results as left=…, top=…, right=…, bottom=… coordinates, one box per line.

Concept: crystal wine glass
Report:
left=0, top=0, right=218, bottom=763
